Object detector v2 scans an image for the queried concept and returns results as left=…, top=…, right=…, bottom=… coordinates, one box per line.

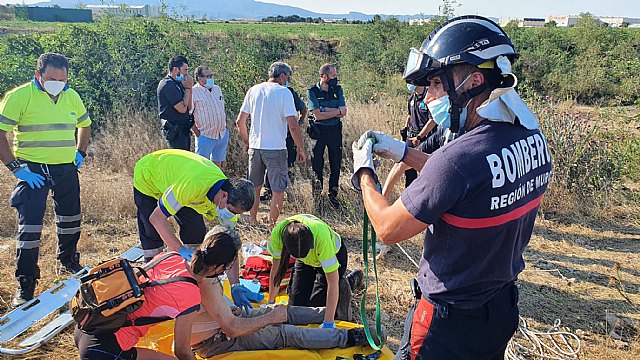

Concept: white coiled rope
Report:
left=505, top=317, right=581, bottom=360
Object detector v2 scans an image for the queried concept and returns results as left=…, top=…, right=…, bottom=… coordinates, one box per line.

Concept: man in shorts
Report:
left=236, top=62, right=306, bottom=227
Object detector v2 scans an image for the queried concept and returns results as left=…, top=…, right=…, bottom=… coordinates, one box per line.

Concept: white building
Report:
left=546, top=15, right=640, bottom=27
left=597, top=16, right=640, bottom=27
left=546, top=15, right=580, bottom=27
left=86, top=5, right=161, bottom=18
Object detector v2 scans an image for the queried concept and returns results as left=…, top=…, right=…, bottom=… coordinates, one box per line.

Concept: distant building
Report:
left=597, top=16, right=640, bottom=27
left=86, top=4, right=161, bottom=18
left=546, top=15, right=580, bottom=27
left=16, top=6, right=92, bottom=23
left=522, top=18, right=545, bottom=27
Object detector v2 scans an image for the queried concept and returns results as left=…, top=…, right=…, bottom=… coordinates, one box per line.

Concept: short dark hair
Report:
left=451, top=63, right=503, bottom=91
left=223, top=179, right=255, bottom=212
left=37, top=53, right=69, bottom=74
left=274, top=221, right=313, bottom=285
left=168, top=55, right=188, bottom=72
left=194, top=65, right=210, bottom=80
left=319, top=63, right=335, bottom=76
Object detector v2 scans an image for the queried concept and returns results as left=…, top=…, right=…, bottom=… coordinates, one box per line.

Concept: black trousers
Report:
left=10, top=162, right=81, bottom=280
left=133, top=188, right=206, bottom=260
left=395, top=283, right=519, bottom=360
left=163, top=125, right=191, bottom=151
left=311, top=123, right=342, bottom=197
left=288, top=241, right=351, bottom=319
left=74, top=328, right=136, bottom=360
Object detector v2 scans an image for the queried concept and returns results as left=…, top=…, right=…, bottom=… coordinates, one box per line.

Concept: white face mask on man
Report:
left=43, top=80, right=66, bottom=96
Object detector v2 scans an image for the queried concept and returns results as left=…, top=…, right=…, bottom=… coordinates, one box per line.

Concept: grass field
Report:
left=0, top=19, right=356, bottom=38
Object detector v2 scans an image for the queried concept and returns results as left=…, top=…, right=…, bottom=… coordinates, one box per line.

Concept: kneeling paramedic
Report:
left=267, top=214, right=352, bottom=326
left=133, top=148, right=256, bottom=310
left=352, top=16, right=553, bottom=360
left=0, top=53, right=91, bottom=307
left=74, top=227, right=386, bottom=359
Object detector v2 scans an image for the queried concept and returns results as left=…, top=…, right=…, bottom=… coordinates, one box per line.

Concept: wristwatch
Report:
left=6, top=160, right=21, bottom=173
left=416, top=135, right=425, bottom=142
left=320, top=106, right=326, bottom=112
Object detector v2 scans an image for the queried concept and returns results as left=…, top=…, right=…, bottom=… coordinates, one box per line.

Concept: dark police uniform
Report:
left=157, top=76, right=192, bottom=150
left=306, top=82, right=346, bottom=200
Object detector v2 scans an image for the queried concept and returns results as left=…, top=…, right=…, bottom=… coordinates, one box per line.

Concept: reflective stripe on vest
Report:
left=18, top=140, right=77, bottom=148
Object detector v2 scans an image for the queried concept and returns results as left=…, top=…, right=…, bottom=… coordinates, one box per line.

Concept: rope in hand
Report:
left=505, top=317, right=581, bottom=360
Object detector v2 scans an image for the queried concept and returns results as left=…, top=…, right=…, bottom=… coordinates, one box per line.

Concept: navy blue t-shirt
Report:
left=407, top=90, right=431, bottom=133
left=401, top=121, right=553, bottom=309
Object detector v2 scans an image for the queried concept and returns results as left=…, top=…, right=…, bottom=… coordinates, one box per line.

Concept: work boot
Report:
left=60, top=252, right=84, bottom=274
left=13, top=276, right=37, bottom=307
left=346, top=269, right=364, bottom=291
left=328, top=194, right=341, bottom=208
left=346, top=325, right=387, bottom=347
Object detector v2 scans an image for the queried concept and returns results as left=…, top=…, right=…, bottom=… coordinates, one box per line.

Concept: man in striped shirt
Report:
left=191, top=66, right=228, bottom=167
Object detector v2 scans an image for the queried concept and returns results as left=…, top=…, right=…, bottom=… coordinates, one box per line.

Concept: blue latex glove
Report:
left=231, top=285, right=253, bottom=314
left=74, top=151, right=85, bottom=169
left=13, top=167, right=45, bottom=189
left=321, top=321, right=335, bottom=329
left=178, top=247, right=194, bottom=260
left=244, top=290, right=265, bottom=303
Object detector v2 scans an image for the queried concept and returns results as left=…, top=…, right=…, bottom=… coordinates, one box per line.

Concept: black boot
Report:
left=13, top=276, right=37, bottom=307
left=60, top=252, right=83, bottom=274
left=346, top=269, right=364, bottom=291
left=346, top=325, right=387, bottom=347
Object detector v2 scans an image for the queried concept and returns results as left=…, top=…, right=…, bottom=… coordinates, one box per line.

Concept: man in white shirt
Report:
left=191, top=66, right=228, bottom=167
left=236, top=62, right=307, bottom=227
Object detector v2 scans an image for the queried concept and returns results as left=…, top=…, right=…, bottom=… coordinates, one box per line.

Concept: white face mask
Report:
left=216, top=206, right=235, bottom=221
left=43, top=80, right=66, bottom=96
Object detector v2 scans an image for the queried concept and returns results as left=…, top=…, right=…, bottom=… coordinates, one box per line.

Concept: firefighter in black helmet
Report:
left=352, top=16, right=553, bottom=359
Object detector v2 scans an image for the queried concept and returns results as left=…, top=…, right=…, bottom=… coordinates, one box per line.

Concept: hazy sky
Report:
left=1, top=0, right=638, bottom=18
left=265, top=0, right=640, bottom=18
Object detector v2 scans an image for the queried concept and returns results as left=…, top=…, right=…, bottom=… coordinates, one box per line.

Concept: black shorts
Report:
left=74, top=328, right=137, bottom=360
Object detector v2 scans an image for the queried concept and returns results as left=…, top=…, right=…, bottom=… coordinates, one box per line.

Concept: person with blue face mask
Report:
left=157, top=55, right=194, bottom=151
left=353, top=16, right=551, bottom=360
left=191, top=65, right=229, bottom=168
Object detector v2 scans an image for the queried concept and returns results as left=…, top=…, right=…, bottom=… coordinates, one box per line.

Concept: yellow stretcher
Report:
left=136, top=281, right=394, bottom=359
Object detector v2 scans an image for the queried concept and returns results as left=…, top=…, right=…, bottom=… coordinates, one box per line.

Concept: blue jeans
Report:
left=195, top=129, right=229, bottom=163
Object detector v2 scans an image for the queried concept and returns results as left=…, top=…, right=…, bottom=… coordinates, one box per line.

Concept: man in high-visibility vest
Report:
left=133, top=149, right=254, bottom=261
left=0, top=53, right=91, bottom=307
left=133, top=149, right=256, bottom=312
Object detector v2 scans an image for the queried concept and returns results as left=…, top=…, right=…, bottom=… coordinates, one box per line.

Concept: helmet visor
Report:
left=403, top=48, right=441, bottom=86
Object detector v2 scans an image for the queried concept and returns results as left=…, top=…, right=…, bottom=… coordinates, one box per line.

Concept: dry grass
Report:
left=0, top=99, right=639, bottom=359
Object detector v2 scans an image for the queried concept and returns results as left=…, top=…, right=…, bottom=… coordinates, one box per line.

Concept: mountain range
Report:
left=30, top=0, right=434, bottom=21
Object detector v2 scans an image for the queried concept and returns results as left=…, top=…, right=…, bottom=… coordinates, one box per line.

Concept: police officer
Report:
left=352, top=16, right=553, bottom=359
left=307, top=64, right=347, bottom=207
left=0, top=53, right=91, bottom=306
left=157, top=55, right=194, bottom=150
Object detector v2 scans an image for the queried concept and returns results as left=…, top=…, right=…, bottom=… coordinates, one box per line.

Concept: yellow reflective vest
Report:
left=0, top=81, right=91, bottom=164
